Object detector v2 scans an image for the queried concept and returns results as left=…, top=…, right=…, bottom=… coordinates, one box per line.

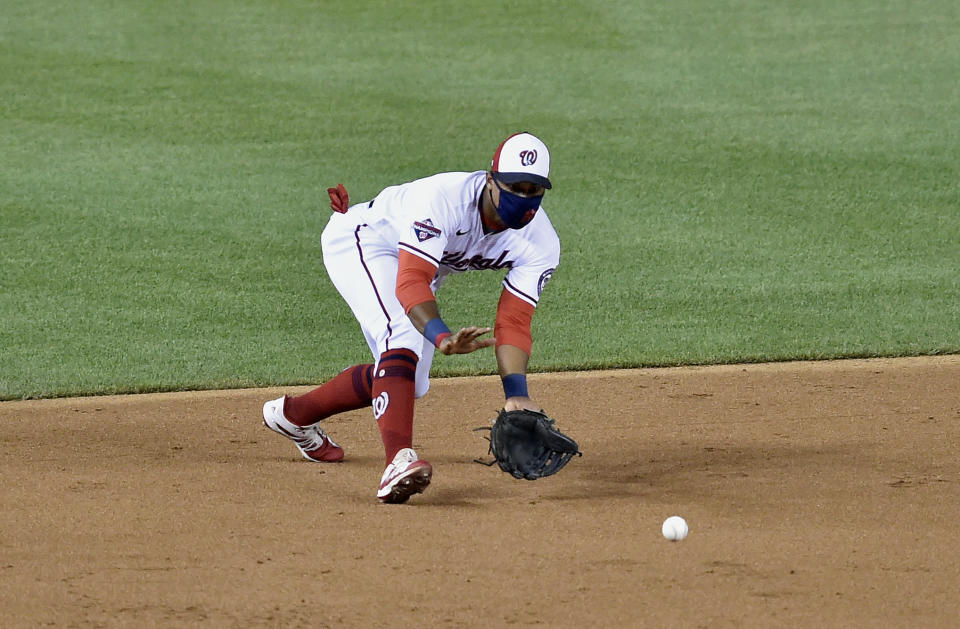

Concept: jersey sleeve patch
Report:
left=413, top=218, right=442, bottom=242
left=537, top=268, right=555, bottom=296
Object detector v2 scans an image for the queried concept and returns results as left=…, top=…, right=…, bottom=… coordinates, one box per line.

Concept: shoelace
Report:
left=293, top=426, right=330, bottom=451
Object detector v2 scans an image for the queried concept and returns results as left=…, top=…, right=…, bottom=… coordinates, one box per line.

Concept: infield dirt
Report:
left=2, top=356, right=959, bottom=628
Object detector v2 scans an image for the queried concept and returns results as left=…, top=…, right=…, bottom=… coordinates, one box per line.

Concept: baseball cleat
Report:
left=262, top=396, right=344, bottom=462
left=378, top=448, right=432, bottom=504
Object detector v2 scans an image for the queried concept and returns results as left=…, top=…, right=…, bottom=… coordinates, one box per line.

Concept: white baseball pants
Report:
left=321, top=208, right=435, bottom=398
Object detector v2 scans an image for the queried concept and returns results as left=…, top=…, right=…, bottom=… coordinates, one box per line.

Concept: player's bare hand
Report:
left=438, top=326, right=495, bottom=355
left=504, top=396, right=542, bottom=412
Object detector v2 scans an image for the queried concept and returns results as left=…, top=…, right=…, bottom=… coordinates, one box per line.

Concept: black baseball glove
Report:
left=476, top=409, right=581, bottom=480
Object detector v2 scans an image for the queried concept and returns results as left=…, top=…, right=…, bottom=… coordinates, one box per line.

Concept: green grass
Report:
left=1, top=0, right=958, bottom=399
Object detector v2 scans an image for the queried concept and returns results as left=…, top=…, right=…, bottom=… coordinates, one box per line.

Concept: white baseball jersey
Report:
left=320, top=170, right=560, bottom=397
left=357, top=170, right=558, bottom=305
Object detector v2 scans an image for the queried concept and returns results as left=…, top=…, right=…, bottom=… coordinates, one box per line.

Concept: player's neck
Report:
left=478, top=188, right=506, bottom=234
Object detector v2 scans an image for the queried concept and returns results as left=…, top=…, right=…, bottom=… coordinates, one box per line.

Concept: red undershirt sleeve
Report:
left=495, top=288, right=534, bottom=355
left=396, top=250, right=439, bottom=313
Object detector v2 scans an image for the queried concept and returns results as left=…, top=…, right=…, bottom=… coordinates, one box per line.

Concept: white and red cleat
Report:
left=377, top=448, right=432, bottom=504
left=262, top=396, right=344, bottom=463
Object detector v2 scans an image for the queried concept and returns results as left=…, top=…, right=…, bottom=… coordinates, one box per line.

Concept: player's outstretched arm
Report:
left=406, top=300, right=494, bottom=356
left=396, top=251, right=494, bottom=356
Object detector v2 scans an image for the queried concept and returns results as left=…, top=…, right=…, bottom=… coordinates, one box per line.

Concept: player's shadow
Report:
left=417, top=486, right=505, bottom=508
left=541, top=441, right=859, bottom=502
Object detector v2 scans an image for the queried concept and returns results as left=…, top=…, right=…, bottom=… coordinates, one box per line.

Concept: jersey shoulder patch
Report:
left=413, top=218, right=442, bottom=242
left=537, top=268, right=555, bottom=296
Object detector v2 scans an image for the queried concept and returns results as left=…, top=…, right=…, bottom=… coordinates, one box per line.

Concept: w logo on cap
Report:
left=491, top=132, right=553, bottom=189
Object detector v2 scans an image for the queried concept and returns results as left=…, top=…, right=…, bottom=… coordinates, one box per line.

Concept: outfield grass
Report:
left=1, top=1, right=958, bottom=399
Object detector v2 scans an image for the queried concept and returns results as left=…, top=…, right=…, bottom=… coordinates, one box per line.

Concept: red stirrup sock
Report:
left=371, top=348, right=418, bottom=464
left=283, top=364, right=374, bottom=426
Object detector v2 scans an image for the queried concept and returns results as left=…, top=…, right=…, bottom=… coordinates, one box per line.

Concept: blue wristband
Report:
left=501, top=373, right=528, bottom=399
left=423, top=317, right=451, bottom=347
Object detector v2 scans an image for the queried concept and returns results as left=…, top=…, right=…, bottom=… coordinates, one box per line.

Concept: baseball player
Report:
left=263, top=132, right=560, bottom=504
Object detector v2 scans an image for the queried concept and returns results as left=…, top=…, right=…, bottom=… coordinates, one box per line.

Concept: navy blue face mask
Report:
left=492, top=180, right=543, bottom=229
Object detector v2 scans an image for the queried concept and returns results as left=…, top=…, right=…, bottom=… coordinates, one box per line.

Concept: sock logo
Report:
left=372, top=392, right=390, bottom=419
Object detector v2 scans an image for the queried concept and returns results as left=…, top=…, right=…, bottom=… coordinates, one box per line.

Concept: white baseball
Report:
left=662, top=516, right=689, bottom=541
